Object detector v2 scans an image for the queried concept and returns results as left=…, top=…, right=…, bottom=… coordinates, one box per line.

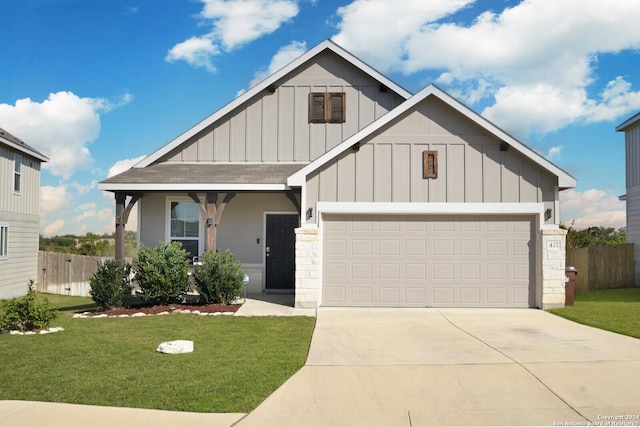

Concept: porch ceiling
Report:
left=99, top=163, right=307, bottom=191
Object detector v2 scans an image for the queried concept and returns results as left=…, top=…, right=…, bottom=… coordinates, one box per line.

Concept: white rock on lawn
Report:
left=156, top=340, right=194, bottom=354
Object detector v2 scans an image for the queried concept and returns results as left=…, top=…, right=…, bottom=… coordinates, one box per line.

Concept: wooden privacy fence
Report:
left=37, top=251, right=133, bottom=297
left=566, top=243, right=635, bottom=291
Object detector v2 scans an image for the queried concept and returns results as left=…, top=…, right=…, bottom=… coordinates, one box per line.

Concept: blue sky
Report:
left=1, top=0, right=639, bottom=236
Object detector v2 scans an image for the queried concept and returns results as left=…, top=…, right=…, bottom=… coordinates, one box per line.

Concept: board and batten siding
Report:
left=305, top=97, right=557, bottom=221
left=159, top=51, right=404, bottom=164
left=0, top=145, right=42, bottom=216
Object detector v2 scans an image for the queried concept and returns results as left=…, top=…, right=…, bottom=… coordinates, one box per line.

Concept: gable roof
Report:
left=616, top=111, right=640, bottom=132
left=288, top=84, right=576, bottom=190
left=134, top=39, right=412, bottom=169
left=0, top=127, right=49, bottom=162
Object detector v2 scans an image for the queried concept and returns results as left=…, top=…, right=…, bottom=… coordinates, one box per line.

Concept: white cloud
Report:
left=333, top=0, right=475, bottom=74
left=560, top=188, right=626, bottom=230
left=98, top=208, right=113, bottom=222
left=246, top=41, right=307, bottom=90
left=166, top=36, right=219, bottom=72
left=40, top=185, right=72, bottom=217
left=79, top=202, right=96, bottom=211
left=74, top=210, right=97, bottom=222
left=546, top=145, right=562, bottom=159
left=73, top=181, right=97, bottom=195
left=167, top=0, right=299, bottom=71
left=43, top=219, right=65, bottom=237
left=332, top=0, right=640, bottom=137
left=107, top=155, right=147, bottom=178
left=0, top=91, right=132, bottom=179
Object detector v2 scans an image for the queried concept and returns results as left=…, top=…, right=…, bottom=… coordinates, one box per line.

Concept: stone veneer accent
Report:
left=294, top=225, right=568, bottom=310
left=294, top=226, right=321, bottom=309
left=540, top=228, right=568, bottom=309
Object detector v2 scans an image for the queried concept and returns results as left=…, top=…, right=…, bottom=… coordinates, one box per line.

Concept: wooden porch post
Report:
left=188, top=192, right=236, bottom=253
left=115, top=193, right=126, bottom=261
left=114, top=192, right=141, bottom=261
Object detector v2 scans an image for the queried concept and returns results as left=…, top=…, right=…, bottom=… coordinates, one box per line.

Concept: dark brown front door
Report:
left=265, top=214, right=298, bottom=291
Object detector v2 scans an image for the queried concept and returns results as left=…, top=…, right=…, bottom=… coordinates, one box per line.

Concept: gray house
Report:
left=100, top=40, right=576, bottom=309
left=616, top=113, right=640, bottom=286
left=0, top=127, right=49, bottom=299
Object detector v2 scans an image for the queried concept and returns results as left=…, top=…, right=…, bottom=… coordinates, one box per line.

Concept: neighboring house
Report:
left=100, top=40, right=576, bottom=309
left=616, top=113, right=640, bottom=286
left=0, top=127, right=49, bottom=299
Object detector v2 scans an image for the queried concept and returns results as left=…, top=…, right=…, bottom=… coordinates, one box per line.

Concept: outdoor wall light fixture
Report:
left=306, top=207, right=313, bottom=220
left=545, top=208, right=552, bottom=221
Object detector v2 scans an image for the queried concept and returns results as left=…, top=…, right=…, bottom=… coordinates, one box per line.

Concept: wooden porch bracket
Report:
left=285, top=190, right=301, bottom=215
left=115, top=192, right=141, bottom=261
left=188, top=192, right=236, bottom=252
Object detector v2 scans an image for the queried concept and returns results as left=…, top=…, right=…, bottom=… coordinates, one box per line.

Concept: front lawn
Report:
left=548, top=288, right=640, bottom=339
left=0, top=294, right=315, bottom=413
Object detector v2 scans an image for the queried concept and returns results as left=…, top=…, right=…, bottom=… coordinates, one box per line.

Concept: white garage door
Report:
left=322, top=214, right=535, bottom=308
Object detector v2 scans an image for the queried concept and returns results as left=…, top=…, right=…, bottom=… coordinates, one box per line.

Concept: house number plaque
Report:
left=546, top=240, right=561, bottom=251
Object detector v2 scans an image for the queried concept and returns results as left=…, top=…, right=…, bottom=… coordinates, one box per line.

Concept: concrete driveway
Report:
left=237, top=308, right=640, bottom=426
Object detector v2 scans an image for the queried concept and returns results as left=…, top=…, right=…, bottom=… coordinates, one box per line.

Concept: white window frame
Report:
left=13, top=153, right=22, bottom=194
left=165, top=198, right=203, bottom=261
left=0, top=224, right=8, bottom=259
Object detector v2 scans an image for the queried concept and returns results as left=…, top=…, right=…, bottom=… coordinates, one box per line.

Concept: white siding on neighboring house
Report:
left=0, top=211, right=40, bottom=298
left=624, top=122, right=640, bottom=285
left=0, top=145, right=42, bottom=215
left=0, top=142, right=45, bottom=299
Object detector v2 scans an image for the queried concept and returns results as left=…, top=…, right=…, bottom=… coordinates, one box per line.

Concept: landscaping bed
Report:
left=81, top=302, right=241, bottom=317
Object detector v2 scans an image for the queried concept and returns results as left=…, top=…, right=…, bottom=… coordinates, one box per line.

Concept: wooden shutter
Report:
left=422, top=151, right=438, bottom=179
left=309, top=93, right=326, bottom=122
left=327, top=93, right=345, bottom=123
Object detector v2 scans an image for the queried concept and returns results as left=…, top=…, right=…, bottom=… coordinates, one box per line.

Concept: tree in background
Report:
left=40, top=231, right=137, bottom=258
left=564, top=226, right=626, bottom=249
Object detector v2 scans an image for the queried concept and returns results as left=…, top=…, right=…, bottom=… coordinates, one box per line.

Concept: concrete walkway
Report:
left=3, top=306, right=640, bottom=426
left=236, top=308, right=640, bottom=426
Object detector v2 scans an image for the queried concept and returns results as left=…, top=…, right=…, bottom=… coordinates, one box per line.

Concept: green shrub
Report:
left=135, top=242, right=190, bottom=305
left=89, top=259, right=132, bottom=310
left=193, top=250, right=245, bottom=305
left=0, top=281, right=58, bottom=332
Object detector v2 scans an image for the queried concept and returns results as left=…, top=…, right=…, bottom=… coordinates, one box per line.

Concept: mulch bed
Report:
left=83, top=303, right=241, bottom=317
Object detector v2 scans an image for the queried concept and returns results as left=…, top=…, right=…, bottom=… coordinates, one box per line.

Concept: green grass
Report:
left=548, top=288, right=640, bottom=339
left=0, top=294, right=316, bottom=413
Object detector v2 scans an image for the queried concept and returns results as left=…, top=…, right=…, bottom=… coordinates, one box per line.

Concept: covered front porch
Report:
left=99, top=162, right=305, bottom=296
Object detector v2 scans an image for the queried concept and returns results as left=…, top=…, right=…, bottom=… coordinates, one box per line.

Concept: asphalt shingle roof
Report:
left=0, top=127, right=49, bottom=161
left=100, top=163, right=306, bottom=186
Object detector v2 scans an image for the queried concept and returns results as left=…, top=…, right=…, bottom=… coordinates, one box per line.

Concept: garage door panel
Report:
left=323, top=214, right=534, bottom=308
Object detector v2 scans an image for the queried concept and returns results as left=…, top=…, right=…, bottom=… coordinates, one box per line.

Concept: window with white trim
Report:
left=169, top=200, right=200, bottom=261
left=0, top=224, right=8, bottom=259
left=13, top=153, right=22, bottom=193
